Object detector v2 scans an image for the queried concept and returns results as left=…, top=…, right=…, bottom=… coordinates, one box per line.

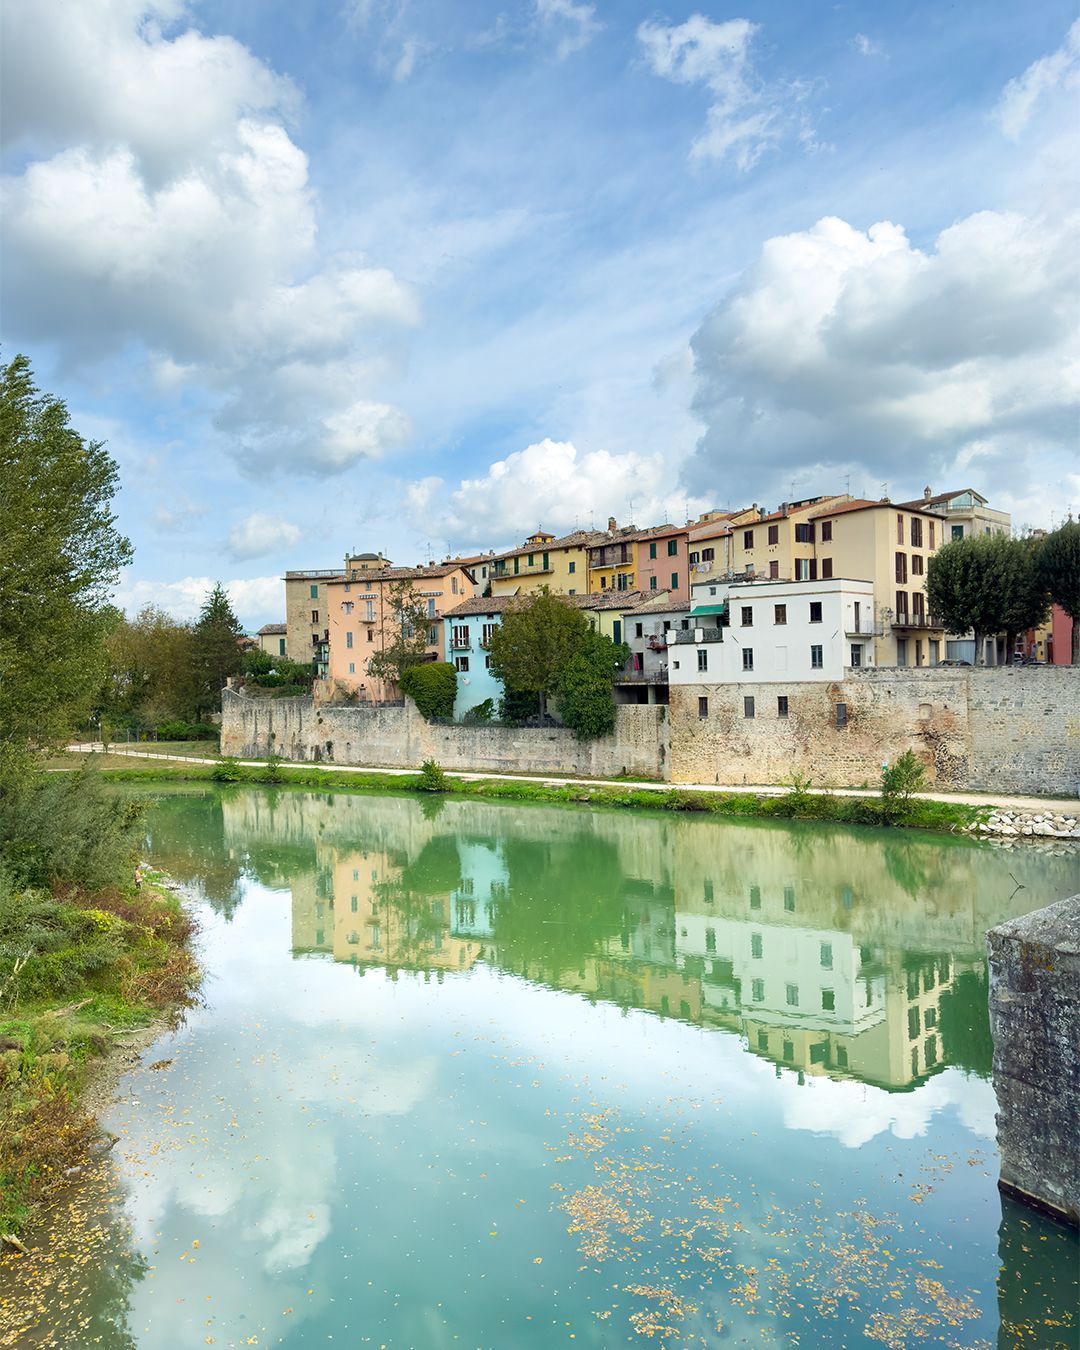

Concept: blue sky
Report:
left=2, top=0, right=1077, bottom=628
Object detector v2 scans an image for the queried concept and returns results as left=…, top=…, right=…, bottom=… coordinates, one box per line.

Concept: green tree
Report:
left=0, top=354, right=133, bottom=771
left=400, top=662, right=457, bottom=719
left=102, top=604, right=199, bottom=727
left=926, top=534, right=1048, bottom=663
left=486, top=590, right=591, bottom=719
left=1036, top=520, right=1080, bottom=663
left=192, top=583, right=243, bottom=713
left=367, top=579, right=431, bottom=686
left=556, top=631, right=628, bottom=740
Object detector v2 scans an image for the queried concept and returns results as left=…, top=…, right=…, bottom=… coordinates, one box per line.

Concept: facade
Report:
left=632, top=525, right=691, bottom=596
left=668, top=577, right=876, bottom=689
left=488, top=529, right=594, bottom=597
left=616, top=593, right=691, bottom=704
left=324, top=563, right=477, bottom=701
left=727, top=496, right=852, bottom=583
left=587, top=520, right=691, bottom=596
left=442, top=596, right=514, bottom=719
left=284, top=568, right=342, bottom=663
left=898, top=487, right=1011, bottom=543
left=256, top=622, right=288, bottom=658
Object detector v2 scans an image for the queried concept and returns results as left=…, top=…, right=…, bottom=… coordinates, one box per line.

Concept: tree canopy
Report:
left=557, top=630, right=629, bottom=740
left=1036, top=521, right=1080, bottom=663
left=366, top=579, right=432, bottom=686
left=192, top=583, right=244, bottom=711
left=926, top=534, right=1049, bottom=662
left=0, top=354, right=133, bottom=768
left=487, top=590, right=591, bottom=719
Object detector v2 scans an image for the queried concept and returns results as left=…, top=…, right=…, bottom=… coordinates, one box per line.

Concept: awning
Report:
left=690, top=603, right=728, bottom=616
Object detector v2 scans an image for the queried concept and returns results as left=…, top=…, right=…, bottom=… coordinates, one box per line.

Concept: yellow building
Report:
left=488, top=529, right=594, bottom=597
left=727, top=495, right=852, bottom=582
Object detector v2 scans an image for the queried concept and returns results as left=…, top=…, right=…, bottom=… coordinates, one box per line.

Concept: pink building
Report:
left=633, top=525, right=690, bottom=596
left=1048, top=604, right=1076, bottom=664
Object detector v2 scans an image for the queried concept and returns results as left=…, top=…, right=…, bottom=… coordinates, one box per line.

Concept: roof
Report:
left=738, top=494, right=853, bottom=528
left=809, top=498, right=947, bottom=521
left=488, top=528, right=605, bottom=565
left=896, top=488, right=989, bottom=509
left=257, top=622, right=287, bottom=635
left=624, top=591, right=691, bottom=616
left=586, top=522, right=688, bottom=550
left=444, top=595, right=518, bottom=617
left=329, top=563, right=474, bottom=585
left=688, top=521, right=733, bottom=542
left=574, top=589, right=652, bottom=611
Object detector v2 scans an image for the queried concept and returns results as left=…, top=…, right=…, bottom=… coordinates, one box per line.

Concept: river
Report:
left=7, top=786, right=1079, bottom=1347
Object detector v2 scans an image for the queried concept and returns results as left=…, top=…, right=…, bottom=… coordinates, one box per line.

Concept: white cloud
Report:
left=637, top=15, right=799, bottom=170
left=115, top=573, right=284, bottom=627
left=851, top=33, right=884, bottom=58
left=410, top=438, right=709, bottom=549
left=228, top=513, right=303, bottom=561
left=685, top=208, right=1080, bottom=516
left=1, top=0, right=415, bottom=475
left=995, top=19, right=1080, bottom=140
left=535, top=0, right=600, bottom=59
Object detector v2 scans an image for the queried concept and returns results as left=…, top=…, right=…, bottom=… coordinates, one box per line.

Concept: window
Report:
left=768, top=524, right=779, bottom=545
left=744, top=695, right=755, bottom=718
left=701, top=547, right=715, bottom=562
left=698, top=695, right=708, bottom=719
left=704, top=878, right=714, bottom=902
left=650, top=576, right=658, bottom=590
left=757, top=1030, right=769, bottom=1050
left=705, top=927, right=716, bottom=953
left=912, top=591, right=925, bottom=622
left=850, top=644, right=863, bottom=668
left=279, top=638, right=286, bottom=656
left=769, top=561, right=779, bottom=579
left=743, top=529, right=754, bottom=549
left=689, top=551, right=699, bottom=565
left=697, top=649, right=708, bottom=672
left=617, top=572, right=629, bottom=591
left=777, top=695, right=788, bottom=718
left=568, top=560, right=576, bottom=573
left=345, top=631, right=353, bottom=649
left=366, top=600, right=376, bottom=621
left=836, top=1045, right=848, bottom=1068
left=451, top=624, right=469, bottom=648
left=310, top=584, right=319, bottom=599
left=952, top=524, right=963, bottom=541
left=514, top=556, right=520, bottom=574
left=821, top=989, right=835, bottom=1011
left=751, top=933, right=763, bottom=959
left=785, top=983, right=799, bottom=1007
left=670, top=573, right=679, bottom=590
left=809, top=601, right=823, bottom=623
left=749, top=885, right=761, bottom=909
left=910, top=554, right=925, bottom=578
left=752, top=978, right=765, bottom=1002
left=835, top=702, right=847, bottom=728
left=543, top=552, right=549, bottom=570
left=820, top=942, right=833, bottom=969
left=311, top=610, right=319, bottom=624
left=742, top=648, right=754, bottom=672
left=635, top=622, right=643, bottom=638
left=897, top=514, right=904, bottom=544
left=821, top=558, right=833, bottom=579
left=896, top=590, right=909, bottom=620
left=929, top=521, right=936, bottom=550
left=809, top=559, right=818, bottom=580
left=784, top=886, right=795, bottom=911
left=668, top=539, right=679, bottom=556
left=910, top=517, right=923, bottom=548
left=426, top=598, right=436, bottom=618
left=348, top=662, right=355, bottom=674
left=783, top=1039, right=794, bottom=1061
left=485, top=655, right=492, bottom=669
left=649, top=542, right=657, bottom=559
left=451, top=576, right=458, bottom=594
left=795, top=558, right=810, bottom=580
left=774, top=604, right=787, bottom=625
left=795, top=522, right=814, bottom=543
left=895, top=552, right=908, bottom=583
left=741, top=605, right=753, bottom=626
left=481, top=622, right=496, bottom=646
left=454, top=656, right=469, bottom=672
left=811, top=645, right=823, bottom=669
left=896, top=637, right=908, bottom=666
left=821, top=521, right=833, bottom=542
left=908, top=1007, right=920, bottom=1040
left=367, top=629, right=374, bottom=642
left=527, top=553, right=534, bottom=566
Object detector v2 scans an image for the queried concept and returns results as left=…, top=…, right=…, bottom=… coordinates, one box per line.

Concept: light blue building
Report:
left=442, top=596, right=514, bottom=719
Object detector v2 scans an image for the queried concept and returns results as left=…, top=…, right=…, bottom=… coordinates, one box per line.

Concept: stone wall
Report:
left=987, top=894, right=1080, bottom=1226
left=667, top=667, right=1079, bottom=795
left=220, top=689, right=667, bottom=780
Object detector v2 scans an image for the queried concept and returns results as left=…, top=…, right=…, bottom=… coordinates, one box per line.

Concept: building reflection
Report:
left=219, top=789, right=1078, bottom=1095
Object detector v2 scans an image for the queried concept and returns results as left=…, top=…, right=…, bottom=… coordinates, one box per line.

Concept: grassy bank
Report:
left=74, top=752, right=989, bottom=834
left=0, top=874, right=199, bottom=1238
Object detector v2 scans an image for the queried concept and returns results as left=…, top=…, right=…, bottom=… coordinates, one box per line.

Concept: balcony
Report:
left=845, top=617, right=883, bottom=637
left=615, top=668, right=669, bottom=684
left=890, top=612, right=942, bottom=631
left=449, top=638, right=470, bottom=651
left=673, top=627, right=724, bottom=644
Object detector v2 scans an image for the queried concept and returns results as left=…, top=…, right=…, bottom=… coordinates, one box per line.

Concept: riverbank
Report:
left=0, top=873, right=199, bottom=1244
left=57, top=745, right=1002, bottom=833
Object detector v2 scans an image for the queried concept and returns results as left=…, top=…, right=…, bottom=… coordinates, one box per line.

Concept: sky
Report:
left=2, top=0, right=1078, bottom=629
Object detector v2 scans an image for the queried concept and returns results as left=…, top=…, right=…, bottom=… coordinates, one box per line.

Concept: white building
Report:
left=668, top=577, right=877, bottom=686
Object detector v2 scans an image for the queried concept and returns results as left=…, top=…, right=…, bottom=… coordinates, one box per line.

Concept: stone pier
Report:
left=987, top=894, right=1080, bottom=1226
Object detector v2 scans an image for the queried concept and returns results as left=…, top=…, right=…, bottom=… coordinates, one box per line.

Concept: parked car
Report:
left=939, top=659, right=972, bottom=667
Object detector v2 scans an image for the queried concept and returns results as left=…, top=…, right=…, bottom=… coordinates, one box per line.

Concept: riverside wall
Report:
left=220, top=689, right=668, bottom=780
left=667, top=667, right=1079, bottom=795
left=221, top=667, right=1078, bottom=796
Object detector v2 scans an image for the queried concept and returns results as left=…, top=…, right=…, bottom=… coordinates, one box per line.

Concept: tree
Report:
left=367, top=579, right=431, bottom=686
left=102, top=604, right=199, bottom=727
left=557, top=631, right=629, bottom=740
left=192, top=583, right=243, bottom=712
left=1036, top=521, right=1080, bottom=663
left=487, top=590, right=591, bottom=719
left=0, top=354, right=133, bottom=770
left=926, top=534, right=1048, bottom=663
left=400, top=662, right=457, bottom=719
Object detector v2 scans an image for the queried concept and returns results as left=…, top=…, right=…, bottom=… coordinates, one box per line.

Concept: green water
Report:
left=26, top=789, right=1080, bottom=1345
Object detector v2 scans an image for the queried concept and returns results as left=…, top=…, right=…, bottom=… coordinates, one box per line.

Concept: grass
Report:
left=0, top=876, right=199, bottom=1236
left=53, top=751, right=989, bottom=835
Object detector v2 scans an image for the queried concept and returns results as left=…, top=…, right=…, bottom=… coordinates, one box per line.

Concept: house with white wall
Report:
left=668, top=577, right=877, bottom=687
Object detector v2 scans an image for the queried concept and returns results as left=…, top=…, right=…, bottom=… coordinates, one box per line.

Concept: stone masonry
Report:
left=987, top=895, right=1080, bottom=1226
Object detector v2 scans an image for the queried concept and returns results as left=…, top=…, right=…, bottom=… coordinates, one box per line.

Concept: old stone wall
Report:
left=221, top=689, right=668, bottom=780
left=987, top=894, right=1080, bottom=1226
left=667, top=667, right=1079, bottom=794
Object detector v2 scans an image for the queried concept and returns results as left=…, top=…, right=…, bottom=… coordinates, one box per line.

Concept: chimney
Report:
left=923, top=485, right=932, bottom=501
left=608, top=516, right=617, bottom=532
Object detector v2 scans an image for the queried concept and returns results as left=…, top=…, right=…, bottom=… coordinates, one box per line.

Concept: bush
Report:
left=156, top=719, right=218, bottom=741
left=211, top=756, right=245, bottom=783
left=881, top=750, right=927, bottom=823
left=462, top=698, right=495, bottom=724
left=400, top=662, right=457, bottom=720
left=417, top=759, right=450, bottom=792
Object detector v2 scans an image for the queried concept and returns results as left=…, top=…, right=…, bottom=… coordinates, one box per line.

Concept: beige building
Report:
left=283, top=568, right=343, bottom=664
left=324, top=562, right=477, bottom=701
left=898, top=487, right=1011, bottom=544
left=255, top=622, right=288, bottom=658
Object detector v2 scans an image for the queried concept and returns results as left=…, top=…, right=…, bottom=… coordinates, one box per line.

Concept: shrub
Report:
left=881, top=750, right=927, bottom=823
left=462, top=698, right=495, bottom=724
left=400, top=662, right=457, bottom=720
left=156, top=720, right=218, bottom=741
left=211, top=756, right=245, bottom=783
left=417, top=759, right=449, bottom=792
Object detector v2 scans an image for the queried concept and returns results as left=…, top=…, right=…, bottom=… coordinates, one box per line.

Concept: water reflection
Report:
left=183, top=788, right=1080, bottom=1095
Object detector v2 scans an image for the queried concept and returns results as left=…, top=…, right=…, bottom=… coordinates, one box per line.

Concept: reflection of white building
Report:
left=449, top=839, right=507, bottom=938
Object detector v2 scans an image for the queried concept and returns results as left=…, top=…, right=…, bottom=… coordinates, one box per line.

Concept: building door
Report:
left=613, top=620, right=622, bottom=645
left=896, top=638, right=908, bottom=667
